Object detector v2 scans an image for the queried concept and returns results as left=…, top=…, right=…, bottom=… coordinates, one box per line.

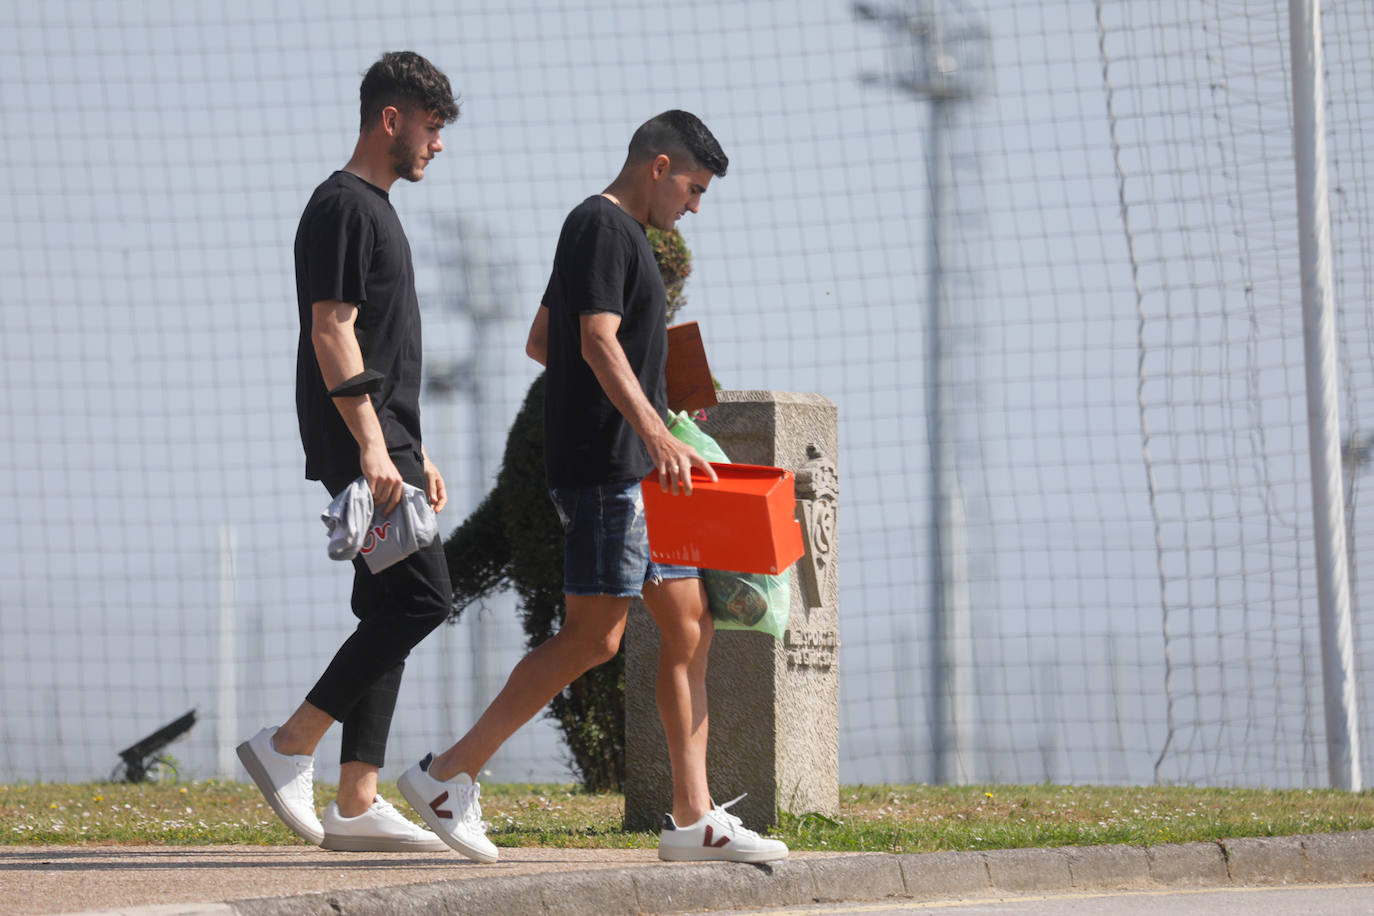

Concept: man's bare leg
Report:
left=428, top=594, right=630, bottom=782
left=272, top=701, right=333, bottom=757
left=265, top=703, right=378, bottom=817
left=643, top=576, right=713, bottom=827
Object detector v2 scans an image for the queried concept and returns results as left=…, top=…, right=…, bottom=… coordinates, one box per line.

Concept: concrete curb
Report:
left=202, top=830, right=1374, bottom=916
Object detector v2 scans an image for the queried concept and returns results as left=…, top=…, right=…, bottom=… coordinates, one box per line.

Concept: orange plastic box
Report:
left=641, top=463, right=805, bottom=575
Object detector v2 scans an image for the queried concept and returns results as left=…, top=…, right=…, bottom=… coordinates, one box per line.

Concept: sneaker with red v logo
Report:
left=657, top=794, right=789, bottom=863
left=397, top=753, right=498, bottom=863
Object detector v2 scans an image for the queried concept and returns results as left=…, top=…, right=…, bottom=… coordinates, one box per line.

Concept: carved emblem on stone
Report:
left=794, top=445, right=838, bottom=609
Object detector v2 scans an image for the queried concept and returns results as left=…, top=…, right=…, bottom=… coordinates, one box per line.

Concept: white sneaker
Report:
left=397, top=753, right=499, bottom=863
left=236, top=726, right=324, bottom=845
left=658, top=794, right=789, bottom=863
left=321, top=794, right=449, bottom=852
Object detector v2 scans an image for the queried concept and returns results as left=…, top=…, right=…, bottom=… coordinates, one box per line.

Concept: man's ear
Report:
left=650, top=153, right=671, bottom=180
left=380, top=105, right=401, bottom=136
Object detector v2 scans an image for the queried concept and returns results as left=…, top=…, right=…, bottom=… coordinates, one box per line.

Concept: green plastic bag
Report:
left=666, top=411, right=792, bottom=640
left=666, top=409, right=729, bottom=463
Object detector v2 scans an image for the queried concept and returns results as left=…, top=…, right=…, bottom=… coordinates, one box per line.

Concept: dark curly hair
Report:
left=627, top=110, right=728, bottom=177
left=359, top=51, right=461, bottom=131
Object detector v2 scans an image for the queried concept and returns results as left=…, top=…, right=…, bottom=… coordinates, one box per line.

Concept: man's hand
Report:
left=422, top=452, right=448, bottom=512
left=360, top=442, right=405, bottom=514
left=647, top=431, right=717, bottom=496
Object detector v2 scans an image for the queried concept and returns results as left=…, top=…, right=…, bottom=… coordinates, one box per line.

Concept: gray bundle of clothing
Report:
left=322, top=477, right=438, bottom=573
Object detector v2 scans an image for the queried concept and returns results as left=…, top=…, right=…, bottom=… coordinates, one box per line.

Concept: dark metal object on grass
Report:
left=113, top=709, right=197, bottom=783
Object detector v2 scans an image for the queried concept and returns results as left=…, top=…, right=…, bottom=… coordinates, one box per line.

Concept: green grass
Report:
left=3, top=781, right=1373, bottom=851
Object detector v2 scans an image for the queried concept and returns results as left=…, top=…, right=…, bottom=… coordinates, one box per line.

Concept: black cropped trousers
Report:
left=308, top=446, right=450, bottom=767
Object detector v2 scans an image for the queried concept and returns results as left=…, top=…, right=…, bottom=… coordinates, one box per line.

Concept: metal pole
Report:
left=925, top=91, right=949, bottom=785
left=1289, top=0, right=1362, bottom=790
left=925, top=88, right=973, bottom=788
left=467, top=313, right=497, bottom=767
left=217, top=525, right=238, bottom=781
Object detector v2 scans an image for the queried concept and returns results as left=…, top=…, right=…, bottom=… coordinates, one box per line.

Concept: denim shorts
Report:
left=549, top=480, right=700, bottom=598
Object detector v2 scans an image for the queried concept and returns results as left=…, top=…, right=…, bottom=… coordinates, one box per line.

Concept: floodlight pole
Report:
left=857, top=0, right=984, bottom=785
left=924, top=88, right=975, bottom=787
left=1289, top=0, right=1362, bottom=791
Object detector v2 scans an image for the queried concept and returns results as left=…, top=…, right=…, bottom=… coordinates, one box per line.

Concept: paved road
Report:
left=1, top=831, right=1371, bottom=915
left=691, top=883, right=1374, bottom=915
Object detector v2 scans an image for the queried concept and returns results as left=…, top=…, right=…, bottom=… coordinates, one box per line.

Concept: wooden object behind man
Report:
left=665, top=321, right=718, bottom=413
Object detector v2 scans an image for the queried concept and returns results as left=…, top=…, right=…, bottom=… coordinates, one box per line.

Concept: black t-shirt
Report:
left=294, top=171, right=424, bottom=481
left=542, top=195, right=668, bottom=488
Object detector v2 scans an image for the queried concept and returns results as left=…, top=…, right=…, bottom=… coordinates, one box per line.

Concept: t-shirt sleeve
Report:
left=302, top=202, right=374, bottom=306
left=559, top=217, right=631, bottom=317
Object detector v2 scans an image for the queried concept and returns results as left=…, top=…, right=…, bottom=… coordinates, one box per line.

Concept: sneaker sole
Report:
left=236, top=739, right=325, bottom=846
left=658, top=844, right=790, bottom=864
left=320, top=832, right=450, bottom=853
left=397, top=769, right=500, bottom=864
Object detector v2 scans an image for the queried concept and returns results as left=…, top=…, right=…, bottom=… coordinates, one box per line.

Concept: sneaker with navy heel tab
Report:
left=397, top=753, right=499, bottom=863
left=657, top=794, right=789, bottom=863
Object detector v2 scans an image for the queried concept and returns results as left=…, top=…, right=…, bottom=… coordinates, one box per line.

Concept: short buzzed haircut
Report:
left=359, top=51, right=461, bottom=131
left=627, top=110, right=728, bottom=177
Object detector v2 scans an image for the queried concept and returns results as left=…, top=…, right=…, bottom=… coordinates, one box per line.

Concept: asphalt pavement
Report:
left=1, top=830, right=1370, bottom=916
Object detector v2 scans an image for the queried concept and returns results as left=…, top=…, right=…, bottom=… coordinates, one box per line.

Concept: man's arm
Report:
left=526, top=305, right=549, bottom=366
left=311, top=299, right=405, bottom=512
left=579, top=311, right=716, bottom=494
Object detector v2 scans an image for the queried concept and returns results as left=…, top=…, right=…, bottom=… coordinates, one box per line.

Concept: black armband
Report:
left=328, top=369, right=384, bottom=398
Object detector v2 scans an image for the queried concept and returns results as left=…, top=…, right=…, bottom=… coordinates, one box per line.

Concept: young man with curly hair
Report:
left=238, top=51, right=461, bottom=852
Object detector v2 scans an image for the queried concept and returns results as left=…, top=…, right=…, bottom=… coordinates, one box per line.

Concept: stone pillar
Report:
left=625, top=390, right=839, bottom=830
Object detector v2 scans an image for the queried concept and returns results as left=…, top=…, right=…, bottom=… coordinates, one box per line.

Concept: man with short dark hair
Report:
left=237, top=51, right=460, bottom=852
left=399, top=110, right=789, bottom=865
